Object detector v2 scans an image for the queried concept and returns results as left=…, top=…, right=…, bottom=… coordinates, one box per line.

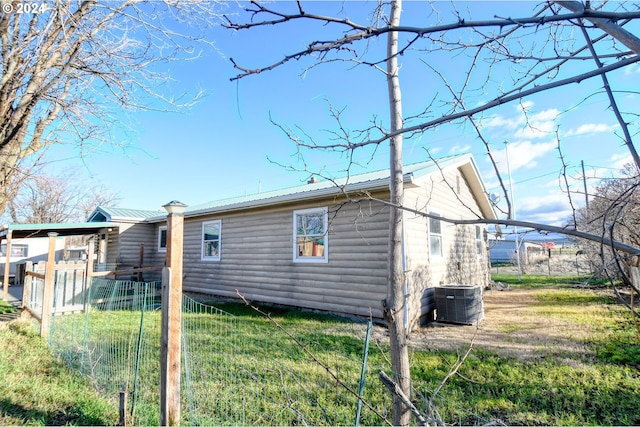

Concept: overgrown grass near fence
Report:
left=47, top=278, right=392, bottom=426
left=49, top=279, right=162, bottom=425
left=180, top=299, right=390, bottom=426
left=0, top=319, right=119, bottom=425
left=5, top=279, right=640, bottom=426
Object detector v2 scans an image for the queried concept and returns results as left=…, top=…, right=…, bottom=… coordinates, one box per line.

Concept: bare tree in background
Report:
left=576, top=163, right=640, bottom=292
left=0, top=0, right=223, bottom=217
left=6, top=168, right=119, bottom=224
left=223, top=1, right=640, bottom=424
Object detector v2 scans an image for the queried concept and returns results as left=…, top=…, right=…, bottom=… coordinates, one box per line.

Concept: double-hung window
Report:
left=475, top=225, right=483, bottom=256
left=202, top=220, right=221, bottom=261
left=158, top=226, right=167, bottom=252
left=293, top=207, right=328, bottom=263
left=429, top=213, right=442, bottom=257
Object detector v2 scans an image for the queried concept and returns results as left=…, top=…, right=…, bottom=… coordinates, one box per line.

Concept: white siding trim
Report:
left=158, top=225, right=167, bottom=253
left=293, top=207, right=329, bottom=264
left=428, top=211, right=443, bottom=259
left=201, top=220, right=222, bottom=261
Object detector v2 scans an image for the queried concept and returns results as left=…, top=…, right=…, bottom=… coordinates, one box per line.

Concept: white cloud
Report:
left=512, top=108, right=561, bottom=139
left=480, top=102, right=561, bottom=140
left=624, top=63, right=640, bottom=75
left=492, top=140, right=557, bottom=173
left=448, top=144, right=471, bottom=155
left=515, top=191, right=574, bottom=227
left=563, top=123, right=618, bottom=137
left=480, top=114, right=522, bottom=131
left=520, top=100, right=535, bottom=110
left=610, top=152, right=633, bottom=170
left=588, top=153, right=636, bottom=181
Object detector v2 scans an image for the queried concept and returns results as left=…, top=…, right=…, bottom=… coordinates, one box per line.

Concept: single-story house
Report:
left=84, top=153, right=496, bottom=329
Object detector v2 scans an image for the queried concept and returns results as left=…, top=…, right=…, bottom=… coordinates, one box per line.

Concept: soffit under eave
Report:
left=458, top=162, right=497, bottom=220
left=0, top=222, right=119, bottom=239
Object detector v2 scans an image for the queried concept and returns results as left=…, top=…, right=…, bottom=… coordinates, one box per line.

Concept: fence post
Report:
left=84, top=238, right=96, bottom=313
left=119, top=391, right=127, bottom=427
left=40, top=232, right=59, bottom=338
left=138, top=243, right=144, bottom=282
left=22, top=261, right=33, bottom=310
left=2, top=229, right=12, bottom=301
left=160, top=201, right=186, bottom=426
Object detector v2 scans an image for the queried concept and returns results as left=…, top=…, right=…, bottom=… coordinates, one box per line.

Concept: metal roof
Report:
left=0, top=222, right=118, bottom=239
left=88, top=206, right=165, bottom=222
left=145, top=155, right=480, bottom=221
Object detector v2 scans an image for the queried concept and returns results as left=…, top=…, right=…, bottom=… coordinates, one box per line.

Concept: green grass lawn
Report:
left=0, top=299, right=18, bottom=315
left=0, top=319, right=119, bottom=426
left=492, top=273, right=611, bottom=287
left=1, top=276, right=639, bottom=426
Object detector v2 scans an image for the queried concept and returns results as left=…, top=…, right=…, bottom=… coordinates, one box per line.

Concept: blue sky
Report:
left=44, top=1, right=639, bottom=227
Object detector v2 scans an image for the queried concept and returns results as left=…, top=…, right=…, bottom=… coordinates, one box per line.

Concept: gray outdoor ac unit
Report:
left=435, top=285, right=484, bottom=325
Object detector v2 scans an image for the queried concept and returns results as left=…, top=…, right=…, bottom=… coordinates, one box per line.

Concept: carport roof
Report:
left=0, top=222, right=118, bottom=239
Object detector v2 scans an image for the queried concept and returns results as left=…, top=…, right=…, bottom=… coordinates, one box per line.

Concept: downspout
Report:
left=402, top=173, right=414, bottom=330
left=402, top=211, right=409, bottom=330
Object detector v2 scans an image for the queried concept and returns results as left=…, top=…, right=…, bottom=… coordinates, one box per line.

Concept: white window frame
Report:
left=1, top=244, right=28, bottom=258
left=158, top=226, right=167, bottom=253
left=429, top=212, right=443, bottom=258
left=201, top=220, right=222, bottom=261
left=475, top=225, right=483, bottom=256
left=293, top=207, right=329, bottom=263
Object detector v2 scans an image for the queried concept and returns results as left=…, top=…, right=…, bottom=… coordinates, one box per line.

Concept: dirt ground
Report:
left=409, top=285, right=597, bottom=363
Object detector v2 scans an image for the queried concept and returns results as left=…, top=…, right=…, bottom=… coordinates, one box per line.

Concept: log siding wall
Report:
left=107, top=164, right=490, bottom=327
left=105, top=223, right=164, bottom=279
left=404, top=166, right=489, bottom=328
left=180, top=199, right=391, bottom=319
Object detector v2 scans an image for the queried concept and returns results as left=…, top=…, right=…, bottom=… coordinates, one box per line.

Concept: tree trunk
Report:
left=384, top=0, right=411, bottom=425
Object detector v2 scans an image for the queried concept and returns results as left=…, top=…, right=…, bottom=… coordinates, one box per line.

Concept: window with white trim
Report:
left=475, top=225, right=483, bottom=256
left=202, top=220, right=221, bottom=261
left=429, top=213, right=442, bottom=257
left=158, top=226, right=167, bottom=252
left=0, top=244, right=28, bottom=257
left=293, top=207, right=328, bottom=263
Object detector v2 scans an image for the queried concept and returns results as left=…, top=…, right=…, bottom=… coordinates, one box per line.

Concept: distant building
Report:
left=489, top=239, right=544, bottom=264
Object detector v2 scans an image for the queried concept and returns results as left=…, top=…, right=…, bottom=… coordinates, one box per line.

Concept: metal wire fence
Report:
left=180, top=297, right=388, bottom=426
left=49, top=278, right=163, bottom=425
left=47, top=278, right=391, bottom=426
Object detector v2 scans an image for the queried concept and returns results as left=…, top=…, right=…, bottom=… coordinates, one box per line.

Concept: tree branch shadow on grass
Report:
left=0, top=397, right=109, bottom=426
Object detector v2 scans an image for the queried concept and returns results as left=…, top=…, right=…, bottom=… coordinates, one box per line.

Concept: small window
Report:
left=429, top=213, right=442, bottom=257
left=293, top=207, right=328, bottom=263
left=202, top=220, right=221, bottom=261
left=158, top=226, right=167, bottom=252
left=0, top=244, right=28, bottom=257
left=475, top=225, right=483, bottom=256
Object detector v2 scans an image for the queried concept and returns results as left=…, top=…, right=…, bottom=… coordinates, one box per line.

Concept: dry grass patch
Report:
left=411, top=286, right=610, bottom=362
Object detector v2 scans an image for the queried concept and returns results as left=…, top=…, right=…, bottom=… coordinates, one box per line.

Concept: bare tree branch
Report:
left=556, top=1, right=640, bottom=54
left=0, top=0, right=222, bottom=216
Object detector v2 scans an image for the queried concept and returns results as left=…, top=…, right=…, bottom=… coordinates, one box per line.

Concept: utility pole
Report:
left=581, top=160, right=589, bottom=210
left=504, top=141, right=522, bottom=281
